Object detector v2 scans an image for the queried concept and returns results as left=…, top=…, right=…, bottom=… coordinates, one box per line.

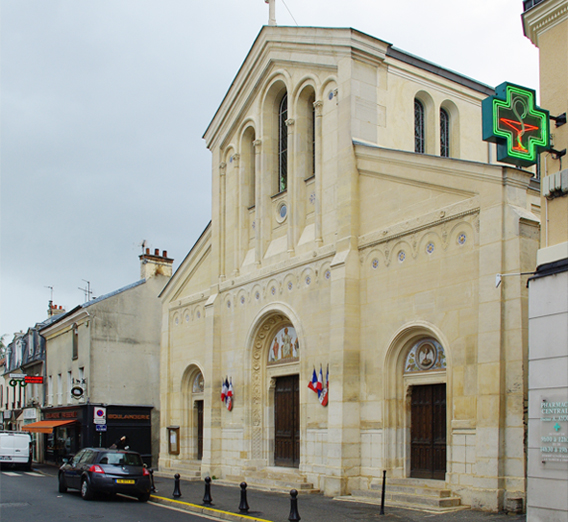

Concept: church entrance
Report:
left=274, top=374, right=299, bottom=467
left=410, top=383, right=446, bottom=480
left=196, top=400, right=204, bottom=461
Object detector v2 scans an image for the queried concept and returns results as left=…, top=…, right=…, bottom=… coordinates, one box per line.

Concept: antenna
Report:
left=139, top=239, right=147, bottom=254
left=45, top=285, right=54, bottom=302
left=78, top=280, right=93, bottom=302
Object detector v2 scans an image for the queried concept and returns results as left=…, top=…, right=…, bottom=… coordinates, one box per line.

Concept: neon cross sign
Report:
left=482, top=82, right=550, bottom=167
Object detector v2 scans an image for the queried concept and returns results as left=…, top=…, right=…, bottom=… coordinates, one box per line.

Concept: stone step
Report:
left=224, top=471, right=319, bottom=494
left=337, top=495, right=469, bottom=513
left=370, top=483, right=452, bottom=497
left=351, top=485, right=462, bottom=510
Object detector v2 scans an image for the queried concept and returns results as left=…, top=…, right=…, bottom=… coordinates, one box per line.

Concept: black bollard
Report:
left=173, top=473, right=182, bottom=498
left=203, top=476, right=213, bottom=505
left=379, top=469, right=386, bottom=515
left=149, top=468, right=157, bottom=493
left=239, top=482, right=250, bottom=513
left=288, top=489, right=301, bottom=522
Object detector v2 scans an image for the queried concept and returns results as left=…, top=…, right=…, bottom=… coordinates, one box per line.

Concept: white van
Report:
left=0, top=431, right=32, bottom=469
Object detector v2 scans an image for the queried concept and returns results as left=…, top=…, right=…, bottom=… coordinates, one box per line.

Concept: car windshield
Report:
left=98, top=452, right=142, bottom=466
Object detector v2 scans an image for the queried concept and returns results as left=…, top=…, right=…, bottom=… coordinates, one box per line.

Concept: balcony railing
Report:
left=523, top=0, right=545, bottom=12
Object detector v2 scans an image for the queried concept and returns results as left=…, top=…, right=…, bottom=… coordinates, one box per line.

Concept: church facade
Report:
left=159, top=26, right=540, bottom=511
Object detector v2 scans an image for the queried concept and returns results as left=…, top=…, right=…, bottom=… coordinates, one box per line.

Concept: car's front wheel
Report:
left=58, top=473, right=67, bottom=493
left=138, top=492, right=150, bottom=502
left=80, top=478, right=93, bottom=500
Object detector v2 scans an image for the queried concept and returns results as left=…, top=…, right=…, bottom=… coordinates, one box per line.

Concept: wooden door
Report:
left=196, top=400, right=204, bottom=461
left=411, top=384, right=446, bottom=480
left=274, top=375, right=300, bottom=467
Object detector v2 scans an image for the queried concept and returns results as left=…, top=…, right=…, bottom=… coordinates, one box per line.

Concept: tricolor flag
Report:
left=308, top=368, right=318, bottom=393
left=317, top=365, right=323, bottom=398
left=221, top=378, right=228, bottom=403
left=319, top=365, right=329, bottom=407
left=226, top=378, right=234, bottom=411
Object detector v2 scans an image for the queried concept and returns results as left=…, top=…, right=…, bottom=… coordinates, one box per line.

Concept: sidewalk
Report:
left=33, top=464, right=526, bottom=522
left=149, top=472, right=526, bottom=522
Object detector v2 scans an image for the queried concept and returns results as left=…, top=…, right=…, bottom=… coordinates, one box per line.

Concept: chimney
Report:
left=48, top=301, right=66, bottom=317
left=139, top=248, right=174, bottom=280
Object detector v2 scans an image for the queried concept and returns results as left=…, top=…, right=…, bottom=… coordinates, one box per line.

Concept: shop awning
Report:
left=21, top=420, right=77, bottom=434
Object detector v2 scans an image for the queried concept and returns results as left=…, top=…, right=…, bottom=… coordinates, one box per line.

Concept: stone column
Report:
left=286, top=118, right=295, bottom=256
left=253, top=139, right=263, bottom=266
left=219, top=162, right=227, bottom=281
left=232, top=153, right=241, bottom=275
left=313, top=100, right=323, bottom=245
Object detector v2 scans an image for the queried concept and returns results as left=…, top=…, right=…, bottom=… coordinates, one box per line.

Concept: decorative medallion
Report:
left=268, top=326, right=300, bottom=365
left=404, top=339, right=446, bottom=373
left=372, top=258, right=379, bottom=269
left=426, top=242, right=435, bottom=254
left=252, top=220, right=256, bottom=230
left=325, top=270, right=331, bottom=280
left=185, top=314, right=190, bottom=322
left=192, top=372, right=204, bottom=393
left=196, top=311, right=201, bottom=319
left=280, top=204, right=287, bottom=219
left=271, top=286, right=276, bottom=296
left=309, top=192, right=316, bottom=205
left=287, top=281, right=293, bottom=291
left=255, top=291, right=260, bottom=300
left=458, top=233, right=467, bottom=245
left=227, top=300, right=231, bottom=308
left=398, top=250, right=406, bottom=263
left=240, top=296, right=245, bottom=305
left=305, top=276, right=311, bottom=286
left=174, top=316, right=179, bottom=325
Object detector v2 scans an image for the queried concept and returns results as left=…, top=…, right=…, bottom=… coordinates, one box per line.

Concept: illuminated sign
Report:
left=482, top=82, right=550, bottom=167
left=24, top=376, right=43, bottom=384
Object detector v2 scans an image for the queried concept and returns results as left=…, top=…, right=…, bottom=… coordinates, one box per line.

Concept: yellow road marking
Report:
left=150, top=495, right=274, bottom=522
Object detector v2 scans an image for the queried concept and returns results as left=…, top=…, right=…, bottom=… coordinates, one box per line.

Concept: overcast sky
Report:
left=0, top=0, right=540, bottom=338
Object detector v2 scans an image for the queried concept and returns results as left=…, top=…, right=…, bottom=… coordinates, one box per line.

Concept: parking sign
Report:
left=94, top=407, right=106, bottom=425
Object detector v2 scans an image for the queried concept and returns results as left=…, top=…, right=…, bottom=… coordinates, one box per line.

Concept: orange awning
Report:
left=21, top=420, right=77, bottom=434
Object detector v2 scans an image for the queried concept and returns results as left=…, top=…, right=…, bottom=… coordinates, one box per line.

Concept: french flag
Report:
left=308, top=368, right=318, bottom=393
left=317, top=366, right=323, bottom=398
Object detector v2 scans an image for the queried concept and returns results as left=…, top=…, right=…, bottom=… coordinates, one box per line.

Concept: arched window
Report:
left=311, top=100, right=316, bottom=176
left=414, top=99, right=425, bottom=153
left=440, top=108, right=450, bottom=157
left=278, top=93, right=288, bottom=192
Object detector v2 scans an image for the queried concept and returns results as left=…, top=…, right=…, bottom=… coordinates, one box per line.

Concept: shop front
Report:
left=23, top=404, right=153, bottom=465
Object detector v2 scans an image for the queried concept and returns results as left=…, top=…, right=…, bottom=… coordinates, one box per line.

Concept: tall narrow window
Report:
left=57, top=374, right=62, bottom=405
left=414, top=99, right=425, bottom=153
left=440, top=108, right=450, bottom=157
left=278, top=93, right=288, bottom=192
left=311, top=101, right=316, bottom=176
left=72, top=323, right=78, bottom=359
left=48, top=375, right=53, bottom=405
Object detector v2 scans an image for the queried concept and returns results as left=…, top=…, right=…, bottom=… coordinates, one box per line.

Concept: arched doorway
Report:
left=248, top=312, right=301, bottom=468
left=404, top=339, right=447, bottom=479
left=384, top=326, right=449, bottom=480
left=181, top=365, right=205, bottom=461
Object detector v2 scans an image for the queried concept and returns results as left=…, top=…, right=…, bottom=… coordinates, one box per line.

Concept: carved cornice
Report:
left=358, top=197, right=480, bottom=251
left=523, top=0, right=568, bottom=46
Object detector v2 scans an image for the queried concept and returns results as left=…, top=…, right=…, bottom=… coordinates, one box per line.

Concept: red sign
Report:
left=24, top=376, right=44, bottom=384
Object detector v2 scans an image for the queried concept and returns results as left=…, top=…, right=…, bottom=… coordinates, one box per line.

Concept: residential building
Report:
left=523, top=0, right=568, bottom=520
left=27, top=249, right=172, bottom=466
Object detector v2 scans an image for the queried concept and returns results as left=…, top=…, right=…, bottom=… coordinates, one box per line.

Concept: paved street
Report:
left=0, top=467, right=210, bottom=522
left=1, top=464, right=528, bottom=522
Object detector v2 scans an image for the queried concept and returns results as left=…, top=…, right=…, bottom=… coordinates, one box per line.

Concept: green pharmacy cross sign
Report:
left=482, top=82, right=550, bottom=167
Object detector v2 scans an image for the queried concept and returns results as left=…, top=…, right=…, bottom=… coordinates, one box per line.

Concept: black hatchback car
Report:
left=58, top=447, right=151, bottom=501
